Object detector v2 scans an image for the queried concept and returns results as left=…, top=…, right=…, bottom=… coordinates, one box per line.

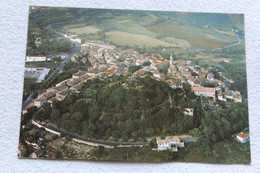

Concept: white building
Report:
left=183, top=108, right=194, bottom=116
left=34, top=98, right=46, bottom=108
left=236, top=132, right=249, bottom=143
left=192, top=86, right=215, bottom=98
left=26, top=55, right=47, bottom=62
left=24, top=67, right=50, bottom=83
left=157, top=137, right=184, bottom=152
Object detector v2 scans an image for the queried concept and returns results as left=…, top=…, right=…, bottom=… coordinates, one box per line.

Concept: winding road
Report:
left=211, top=33, right=241, bottom=52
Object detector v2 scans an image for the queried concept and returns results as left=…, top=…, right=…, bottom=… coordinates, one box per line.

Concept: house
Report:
left=207, top=73, right=214, bottom=81
left=105, top=67, right=117, bottom=73
left=29, top=148, right=43, bottom=158
left=233, top=91, right=243, bottom=103
left=186, top=76, right=195, bottom=86
left=183, top=108, right=194, bottom=116
left=56, top=90, right=71, bottom=101
left=34, top=92, right=56, bottom=108
left=47, top=84, right=68, bottom=93
left=217, top=92, right=226, bottom=102
left=22, top=102, right=35, bottom=114
left=46, top=151, right=57, bottom=159
left=181, top=71, right=191, bottom=77
left=72, top=70, right=87, bottom=79
left=192, top=86, right=215, bottom=98
left=157, top=137, right=184, bottom=152
left=47, top=97, right=59, bottom=106
left=155, top=60, right=170, bottom=71
left=236, top=132, right=249, bottom=143
left=25, top=136, right=38, bottom=148
left=34, top=97, right=47, bottom=108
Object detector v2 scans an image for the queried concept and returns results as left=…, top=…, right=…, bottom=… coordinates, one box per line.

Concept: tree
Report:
left=112, top=130, right=120, bottom=140
left=50, top=109, right=60, bottom=123
left=131, top=132, right=138, bottom=141
left=33, top=109, right=46, bottom=121
left=122, top=134, right=129, bottom=142
left=149, top=138, right=157, bottom=148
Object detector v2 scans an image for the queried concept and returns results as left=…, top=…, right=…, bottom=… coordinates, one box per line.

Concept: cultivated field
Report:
left=69, top=26, right=101, bottom=35
left=147, top=21, right=184, bottom=38
left=106, top=31, right=177, bottom=48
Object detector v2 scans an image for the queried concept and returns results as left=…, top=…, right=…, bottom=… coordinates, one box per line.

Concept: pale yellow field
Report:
left=213, top=29, right=236, bottom=37
left=106, top=31, right=177, bottom=48
left=117, top=20, right=131, bottom=24
left=164, top=36, right=191, bottom=48
left=192, top=55, right=232, bottom=62
left=69, top=26, right=101, bottom=35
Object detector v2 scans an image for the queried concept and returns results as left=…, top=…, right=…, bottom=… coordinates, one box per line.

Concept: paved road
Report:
left=22, top=93, right=33, bottom=109
left=180, top=137, right=200, bottom=143
left=72, top=138, right=114, bottom=149
left=42, top=22, right=81, bottom=88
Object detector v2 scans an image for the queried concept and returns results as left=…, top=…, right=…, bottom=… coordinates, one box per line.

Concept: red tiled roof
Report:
left=41, top=89, right=47, bottom=94
left=192, top=86, right=215, bottom=93
left=23, top=102, right=35, bottom=111
left=47, top=151, right=57, bottom=158
left=105, top=67, right=117, bottom=73
left=148, top=57, right=156, bottom=61
left=237, top=132, right=248, bottom=138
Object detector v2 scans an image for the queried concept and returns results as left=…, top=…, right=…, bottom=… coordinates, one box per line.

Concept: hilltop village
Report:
left=23, top=39, right=242, bottom=115
left=19, top=37, right=247, bottom=159
left=18, top=7, right=250, bottom=163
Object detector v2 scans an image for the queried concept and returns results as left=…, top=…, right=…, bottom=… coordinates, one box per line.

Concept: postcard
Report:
left=19, top=6, right=250, bottom=164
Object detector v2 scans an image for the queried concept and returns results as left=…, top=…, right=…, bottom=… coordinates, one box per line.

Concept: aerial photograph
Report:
left=19, top=6, right=250, bottom=164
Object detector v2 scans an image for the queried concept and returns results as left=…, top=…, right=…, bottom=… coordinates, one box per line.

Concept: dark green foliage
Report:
left=37, top=39, right=72, bottom=55
left=129, top=65, right=141, bottom=73
left=200, top=100, right=249, bottom=144
left=149, top=138, right=157, bottom=148
left=33, top=109, right=46, bottom=121
left=30, top=75, right=197, bottom=141
left=219, top=62, right=247, bottom=97
left=89, top=146, right=178, bottom=161
left=29, top=8, right=77, bottom=28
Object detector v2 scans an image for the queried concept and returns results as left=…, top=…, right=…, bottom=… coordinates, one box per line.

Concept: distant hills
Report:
left=30, top=7, right=244, bottom=51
